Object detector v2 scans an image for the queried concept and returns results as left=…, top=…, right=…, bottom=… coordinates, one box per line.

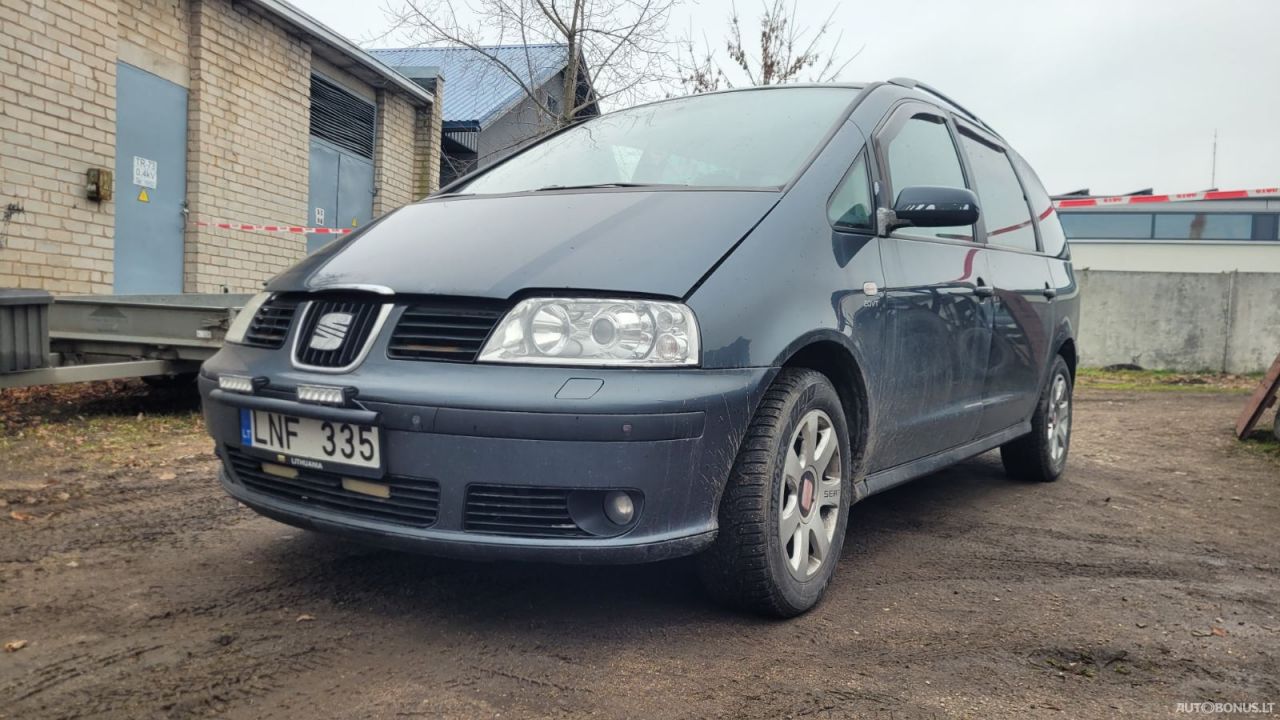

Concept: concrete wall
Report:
left=1078, top=270, right=1280, bottom=373
left=0, top=0, right=441, bottom=295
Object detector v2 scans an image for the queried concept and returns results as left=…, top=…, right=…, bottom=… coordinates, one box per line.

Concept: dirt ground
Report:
left=1, top=380, right=1277, bottom=719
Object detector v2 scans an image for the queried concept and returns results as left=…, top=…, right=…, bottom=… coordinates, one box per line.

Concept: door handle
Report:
left=974, top=279, right=995, bottom=298
left=1042, top=284, right=1057, bottom=300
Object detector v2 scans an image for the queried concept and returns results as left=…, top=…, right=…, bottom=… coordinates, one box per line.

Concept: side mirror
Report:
left=891, top=186, right=980, bottom=228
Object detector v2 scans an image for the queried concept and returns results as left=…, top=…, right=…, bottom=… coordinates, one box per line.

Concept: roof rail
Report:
left=887, top=77, right=996, bottom=135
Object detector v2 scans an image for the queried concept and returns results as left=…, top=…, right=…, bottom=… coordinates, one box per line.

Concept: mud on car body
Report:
left=201, top=79, right=1079, bottom=616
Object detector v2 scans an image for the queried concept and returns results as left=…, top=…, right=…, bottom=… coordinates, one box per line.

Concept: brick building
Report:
left=0, top=0, right=443, bottom=295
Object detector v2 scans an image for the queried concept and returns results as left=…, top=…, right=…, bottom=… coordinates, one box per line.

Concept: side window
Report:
left=884, top=114, right=972, bottom=241
left=828, top=151, right=873, bottom=231
left=1010, top=152, right=1067, bottom=256
left=960, top=133, right=1037, bottom=252
left=1154, top=213, right=1252, bottom=240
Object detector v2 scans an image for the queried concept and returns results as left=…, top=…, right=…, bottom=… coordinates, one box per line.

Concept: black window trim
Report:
left=870, top=99, right=983, bottom=247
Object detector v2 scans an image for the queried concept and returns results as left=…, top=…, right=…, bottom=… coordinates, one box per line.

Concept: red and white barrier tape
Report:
left=195, top=186, right=1280, bottom=233
left=1053, top=187, right=1280, bottom=209
left=195, top=221, right=353, bottom=235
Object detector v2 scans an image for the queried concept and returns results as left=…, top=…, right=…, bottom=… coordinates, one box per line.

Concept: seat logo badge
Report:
left=309, top=312, right=353, bottom=351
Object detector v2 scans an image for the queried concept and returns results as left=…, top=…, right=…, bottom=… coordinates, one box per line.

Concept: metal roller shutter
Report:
left=309, top=74, right=375, bottom=159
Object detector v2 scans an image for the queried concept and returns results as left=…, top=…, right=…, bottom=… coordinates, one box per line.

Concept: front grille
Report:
left=387, top=300, right=507, bottom=363
left=241, top=296, right=300, bottom=349
left=294, top=296, right=385, bottom=368
left=464, top=485, right=588, bottom=538
left=226, top=447, right=439, bottom=528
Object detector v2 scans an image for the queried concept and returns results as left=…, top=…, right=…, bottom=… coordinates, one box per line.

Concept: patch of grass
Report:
left=0, top=380, right=206, bottom=466
left=1238, top=427, right=1280, bottom=462
left=1076, top=368, right=1262, bottom=394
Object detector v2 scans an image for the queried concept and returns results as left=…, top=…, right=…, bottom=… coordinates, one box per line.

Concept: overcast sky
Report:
left=294, top=0, right=1280, bottom=196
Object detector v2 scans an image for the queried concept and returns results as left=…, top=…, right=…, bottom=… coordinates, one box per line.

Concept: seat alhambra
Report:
left=201, top=79, right=1079, bottom=616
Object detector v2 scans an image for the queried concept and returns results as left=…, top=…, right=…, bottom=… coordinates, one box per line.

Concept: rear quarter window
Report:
left=1010, top=152, right=1068, bottom=256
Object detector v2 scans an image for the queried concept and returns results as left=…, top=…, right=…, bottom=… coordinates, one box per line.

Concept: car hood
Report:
left=268, top=190, right=780, bottom=299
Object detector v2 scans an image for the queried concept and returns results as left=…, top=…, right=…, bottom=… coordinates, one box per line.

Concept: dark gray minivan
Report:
left=201, top=79, right=1079, bottom=616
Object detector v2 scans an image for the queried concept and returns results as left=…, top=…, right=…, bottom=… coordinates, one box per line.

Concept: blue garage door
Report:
left=114, top=63, right=187, bottom=294
left=307, top=75, right=375, bottom=253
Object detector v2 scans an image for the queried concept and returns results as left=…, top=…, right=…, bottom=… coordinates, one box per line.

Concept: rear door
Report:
left=867, top=103, right=995, bottom=471
left=955, top=122, right=1056, bottom=435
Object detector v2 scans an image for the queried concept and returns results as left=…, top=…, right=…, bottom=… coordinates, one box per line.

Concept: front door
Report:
left=867, top=104, right=995, bottom=471
left=114, top=62, right=187, bottom=294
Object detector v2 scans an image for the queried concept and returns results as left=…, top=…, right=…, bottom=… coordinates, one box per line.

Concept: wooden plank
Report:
left=1235, top=352, right=1280, bottom=439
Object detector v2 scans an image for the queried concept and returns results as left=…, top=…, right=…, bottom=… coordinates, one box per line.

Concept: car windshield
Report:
left=458, top=87, right=860, bottom=194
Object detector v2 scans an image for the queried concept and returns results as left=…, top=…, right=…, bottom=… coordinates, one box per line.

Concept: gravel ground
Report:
left=0, top=381, right=1277, bottom=719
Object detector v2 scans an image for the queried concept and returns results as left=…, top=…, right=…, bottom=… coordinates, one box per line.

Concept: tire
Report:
left=698, top=368, right=852, bottom=618
left=1000, top=355, right=1073, bottom=483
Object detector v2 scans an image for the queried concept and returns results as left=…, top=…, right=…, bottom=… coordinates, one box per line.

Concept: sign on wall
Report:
left=132, top=156, right=158, bottom=189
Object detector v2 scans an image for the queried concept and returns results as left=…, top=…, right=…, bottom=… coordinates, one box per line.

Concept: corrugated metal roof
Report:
left=370, top=45, right=568, bottom=130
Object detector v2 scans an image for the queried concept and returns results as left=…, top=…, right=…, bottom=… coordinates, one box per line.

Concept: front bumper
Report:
left=200, top=345, right=773, bottom=564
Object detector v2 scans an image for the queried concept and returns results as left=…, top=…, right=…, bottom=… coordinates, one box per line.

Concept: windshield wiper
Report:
left=531, top=182, right=687, bottom=192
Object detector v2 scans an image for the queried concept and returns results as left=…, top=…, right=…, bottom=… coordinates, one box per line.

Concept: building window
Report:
left=1154, top=213, right=1252, bottom=240
left=1061, top=211, right=1280, bottom=241
left=1059, top=213, right=1153, bottom=239
left=1253, top=214, right=1279, bottom=240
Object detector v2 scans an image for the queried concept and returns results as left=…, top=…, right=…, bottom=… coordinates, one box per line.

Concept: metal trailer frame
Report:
left=0, top=293, right=252, bottom=390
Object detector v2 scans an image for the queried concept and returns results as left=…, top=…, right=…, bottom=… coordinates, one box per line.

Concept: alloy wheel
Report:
left=1046, top=373, right=1071, bottom=463
left=779, top=409, right=842, bottom=581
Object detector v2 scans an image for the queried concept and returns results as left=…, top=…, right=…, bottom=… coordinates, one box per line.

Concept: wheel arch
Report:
left=1056, top=337, right=1078, bottom=380
left=775, top=334, right=872, bottom=480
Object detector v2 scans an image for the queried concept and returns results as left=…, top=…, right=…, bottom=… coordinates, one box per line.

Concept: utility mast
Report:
left=1210, top=129, right=1218, bottom=188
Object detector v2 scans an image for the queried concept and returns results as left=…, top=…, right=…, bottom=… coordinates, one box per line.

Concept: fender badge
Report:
left=862, top=281, right=878, bottom=296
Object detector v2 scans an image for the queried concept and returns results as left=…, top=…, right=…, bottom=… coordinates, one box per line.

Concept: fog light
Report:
left=604, top=490, right=635, bottom=525
left=297, top=384, right=348, bottom=406
left=218, top=374, right=255, bottom=394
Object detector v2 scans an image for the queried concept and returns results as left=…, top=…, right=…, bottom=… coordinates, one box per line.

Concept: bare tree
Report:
left=682, top=1, right=860, bottom=93
left=385, top=0, right=680, bottom=130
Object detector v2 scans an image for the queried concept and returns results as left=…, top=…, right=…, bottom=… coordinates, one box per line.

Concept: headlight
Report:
left=225, top=292, right=272, bottom=345
left=478, top=297, right=699, bottom=366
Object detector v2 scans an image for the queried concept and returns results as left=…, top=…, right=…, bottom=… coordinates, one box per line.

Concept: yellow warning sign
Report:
left=137, top=189, right=150, bottom=203
left=351, top=217, right=358, bottom=228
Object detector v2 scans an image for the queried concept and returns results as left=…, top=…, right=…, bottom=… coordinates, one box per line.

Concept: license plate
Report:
left=240, top=409, right=380, bottom=470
